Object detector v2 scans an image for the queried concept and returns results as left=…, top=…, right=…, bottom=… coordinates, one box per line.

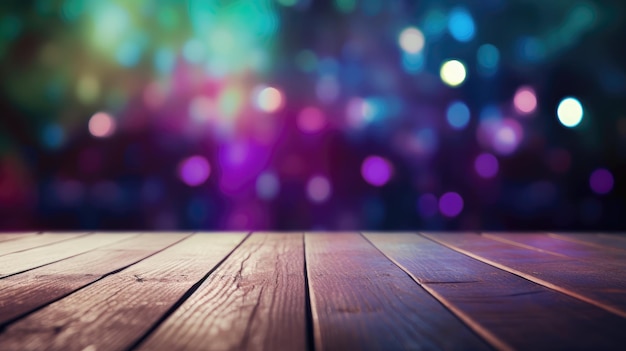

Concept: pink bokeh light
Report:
left=307, top=175, right=332, bottom=203
left=88, top=112, right=116, bottom=138
left=361, top=156, right=393, bottom=187
left=478, top=118, right=524, bottom=156
left=513, top=86, right=538, bottom=115
left=178, top=155, right=211, bottom=187
left=297, top=106, right=326, bottom=134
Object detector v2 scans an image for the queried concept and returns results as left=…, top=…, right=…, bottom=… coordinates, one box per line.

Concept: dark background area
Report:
left=0, top=0, right=625, bottom=231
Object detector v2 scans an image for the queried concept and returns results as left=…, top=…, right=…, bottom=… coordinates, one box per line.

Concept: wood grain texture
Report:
left=484, top=233, right=626, bottom=269
left=138, top=232, right=307, bottom=351
left=599, top=233, right=626, bottom=240
left=0, top=233, right=38, bottom=243
left=365, top=233, right=626, bottom=351
left=0, top=233, right=136, bottom=278
left=0, top=233, right=86, bottom=257
left=424, top=233, right=626, bottom=318
left=305, top=232, right=490, bottom=351
left=0, top=233, right=190, bottom=325
left=549, top=233, right=626, bottom=251
left=0, top=233, right=247, bottom=351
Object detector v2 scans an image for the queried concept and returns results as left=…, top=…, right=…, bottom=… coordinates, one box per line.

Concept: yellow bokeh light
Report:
left=440, top=60, right=467, bottom=87
left=76, top=75, right=100, bottom=104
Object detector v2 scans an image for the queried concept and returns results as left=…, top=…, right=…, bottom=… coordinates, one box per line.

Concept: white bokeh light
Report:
left=557, top=97, right=583, bottom=128
left=440, top=60, right=467, bottom=87
left=399, top=27, right=425, bottom=54
left=255, top=86, right=284, bottom=113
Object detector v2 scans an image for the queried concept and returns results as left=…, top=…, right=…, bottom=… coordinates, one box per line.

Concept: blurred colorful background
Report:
left=0, top=0, right=625, bottom=231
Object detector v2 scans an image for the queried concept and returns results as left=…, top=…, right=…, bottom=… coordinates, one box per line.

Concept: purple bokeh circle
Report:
left=178, top=155, right=211, bottom=187
left=439, top=192, right=464, bottom=218
left=474, top=153, right=499, bottom=179
left=361, top=156, right=393, bottom=187
left=589, top=168, right=614, bottom=195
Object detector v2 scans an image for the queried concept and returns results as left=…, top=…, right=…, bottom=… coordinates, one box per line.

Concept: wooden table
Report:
left=0, top=232, right=624, bottom=350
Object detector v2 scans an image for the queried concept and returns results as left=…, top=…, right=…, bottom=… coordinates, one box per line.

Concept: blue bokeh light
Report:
left=446, top=101, right=471, bottom=130
left=42, top=124, right=65, bottom=150
left=477, top=44, right=499, bottom=72
left=402, top=52, right=425, bottom=73
left=154, top=47, right=176, bottom=74
left=423, top=9, right=447, bottom=39
left=116, top=41, right=143, bottom=67
left=448, top=7, right=475, bottom=42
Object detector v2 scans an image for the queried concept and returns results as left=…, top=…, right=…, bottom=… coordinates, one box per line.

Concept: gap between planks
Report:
left=482, top=233, right=626, bottom=270
left=548, top=233, right=626, bottom=252
left=2, top=232, right=625, bottom=351
left=364, top=232, right=626, bottom=350
left=135, top=233, right=308, bottom=351
left=0, top=233, right=90, bottom=258
left=0, top=233, right=138, bottom=279
left=0, top=233, right=192, bottom=327
left=360, top=232, right=512, bottom=351
left=423, top=232, right=626, bottom=319
left=0, top=233, right=249, bottom=351
left=305, top=232, right=490, bottom=351
left=0, top=233, right=40, bottom=244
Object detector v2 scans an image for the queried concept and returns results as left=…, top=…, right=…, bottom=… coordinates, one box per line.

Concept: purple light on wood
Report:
left=361, top=156, right=393, bottom=187
left=589, top=168, right=614, bottom=195
left=439, top=192, right=464, bottom=218
left=178, top=155, right=211, bottom=187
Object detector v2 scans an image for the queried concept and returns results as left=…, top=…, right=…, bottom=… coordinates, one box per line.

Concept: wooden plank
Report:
left=0, top=233, right=38, bottom=243
left=137, top=232, right=307, bottom=351
left=0, top=233, right=190, bottom=326
left=423, top=233, right=626, bottom=318
left=365, top=233, right=626, bottom=350
left=484, top=233, right=626, bottom=269
left=0, top=233, right=247, bottom=351
left=599, top=233, right=626, bottom=240
left=305, top=232, right=490, bottom=351
left=0, top=233, right=86, bottom=257
left=549, top=233, right=626, bottom=251
left=0, top=233, right=136, bottom=278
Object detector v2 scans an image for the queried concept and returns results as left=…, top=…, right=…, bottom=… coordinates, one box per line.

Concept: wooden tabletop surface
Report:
left=0, top=232, right=624, bottom=350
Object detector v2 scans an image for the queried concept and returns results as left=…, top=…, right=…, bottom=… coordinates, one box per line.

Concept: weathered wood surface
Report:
left=599, top=233, right=626, bottom=241
left=549, top=233, right=626, bottom=251
left=0, top=233, right=86, bottom=257
left=138, top=233, right=307, bottom=351
left=305, top=232, right=489, bottom=351
left=365, top=233, right=626, bottom=351
left=0, top=232, right=38, bottom=243
left=484, top=233, right=626, bottom=269
left=0, top=233, right=246, bottom=351
left=0, top=231, right=625, bottom=351
left=0, top=233, right=135, bottom=278
left=424, top=233, right=626, bottom=318
left=0, top=233, right=190, bottom=326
